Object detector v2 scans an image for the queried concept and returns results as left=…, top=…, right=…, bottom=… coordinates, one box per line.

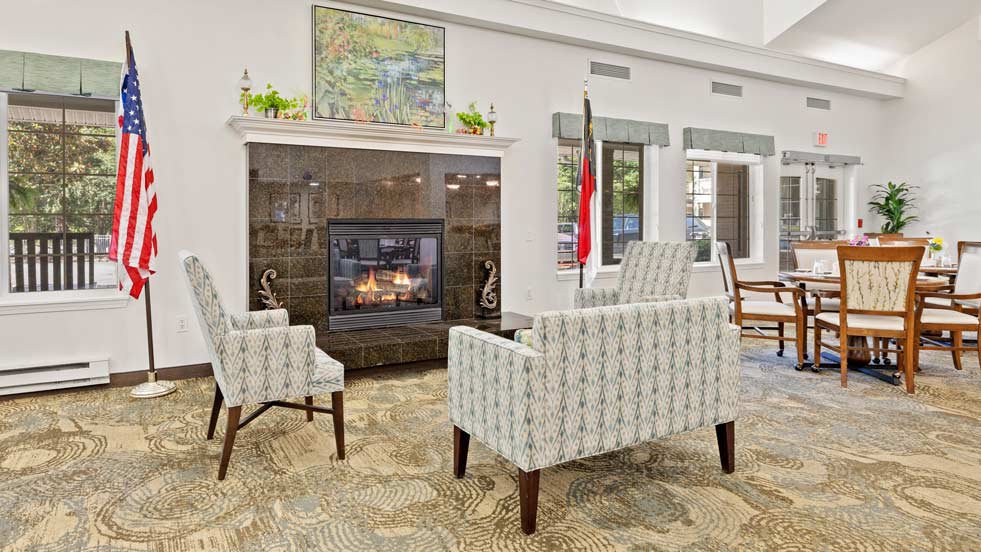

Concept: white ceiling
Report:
left=544, top=0, right=981, bottom=73
left=766, top=0, right=981, bottom=72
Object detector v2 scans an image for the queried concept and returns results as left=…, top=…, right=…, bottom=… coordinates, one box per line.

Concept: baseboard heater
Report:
left=0, top=357, right=110, bottom=396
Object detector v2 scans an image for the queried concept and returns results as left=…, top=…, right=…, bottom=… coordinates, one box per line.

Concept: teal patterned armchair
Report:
left=573, top=241, right=695, bottom=308
left=448, top=297, right=741, bottom=534
left=179, top=251, right=345, bottom=480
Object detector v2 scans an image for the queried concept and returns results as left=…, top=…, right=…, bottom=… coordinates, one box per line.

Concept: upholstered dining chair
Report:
left=573, top=241, right=695, bottom=308
left=178, top=251, right=345, bottom=480
left=914, top=241, right=981, bottom=370
left=717, top=241, right=807, bottom=369
left=790, top=240, right=847, bottom=309
left=813, top=246, right=923, bottom=393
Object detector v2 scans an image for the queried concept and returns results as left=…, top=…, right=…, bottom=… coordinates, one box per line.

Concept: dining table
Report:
left=777, top=270, right=949, bottom=385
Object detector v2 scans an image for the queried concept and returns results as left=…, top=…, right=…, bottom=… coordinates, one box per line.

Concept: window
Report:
left=686, top=154, right=758, bottom=263
left=556, top=139, right=580, bottom=270
left=601, top=142, right=642, bottom=265
left=3, top=92, right=117, bottom=293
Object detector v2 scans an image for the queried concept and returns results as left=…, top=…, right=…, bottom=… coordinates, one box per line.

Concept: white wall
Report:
left=880, top=17, right=981, bottom=244
left=0, top=0, right=884, bottom=373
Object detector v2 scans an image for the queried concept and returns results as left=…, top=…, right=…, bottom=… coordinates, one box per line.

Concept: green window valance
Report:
left=0, top=50, right=121, bottom=98
left=683, top=127, right=775, bottom=156
left=552, top=112, right=670, bottom=146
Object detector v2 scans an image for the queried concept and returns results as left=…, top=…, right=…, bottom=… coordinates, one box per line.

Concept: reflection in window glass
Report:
left=602, top=142, right=642, bottom=265
left=556, top=139, right=581, bottom=270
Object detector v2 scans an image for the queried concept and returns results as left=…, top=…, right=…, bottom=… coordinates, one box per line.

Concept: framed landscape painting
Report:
left=313, top=6, right=445, bottom=128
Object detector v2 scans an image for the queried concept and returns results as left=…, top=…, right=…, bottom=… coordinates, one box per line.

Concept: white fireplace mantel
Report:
left=226, top=116, right=519, bottom=157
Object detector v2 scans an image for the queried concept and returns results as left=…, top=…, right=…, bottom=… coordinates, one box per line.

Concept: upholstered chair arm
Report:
left=574, top=287, right=620, bottom=308
left=215, top=325, right=318, bottom=407
left=229, top=309, right=290, bottom=331
left=447, top=326, right=546, bottom=472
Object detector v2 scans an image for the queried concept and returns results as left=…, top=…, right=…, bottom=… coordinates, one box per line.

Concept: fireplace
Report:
left=327, top=219, right=443, bottom=331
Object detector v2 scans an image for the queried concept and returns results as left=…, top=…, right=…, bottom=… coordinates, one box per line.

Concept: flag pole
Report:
left=126, top=30, right=174, bottom=399
left=578, top=78, right=588, bottom=289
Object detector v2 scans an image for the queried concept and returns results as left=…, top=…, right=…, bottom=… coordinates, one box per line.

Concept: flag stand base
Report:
left=130, top=372, right=177, bottom=399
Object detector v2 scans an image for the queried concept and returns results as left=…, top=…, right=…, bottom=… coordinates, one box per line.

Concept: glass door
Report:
left=780, top=163, right=845, bottom=271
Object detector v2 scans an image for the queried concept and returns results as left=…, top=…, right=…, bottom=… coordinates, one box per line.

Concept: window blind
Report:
left=683, top=127, right=775, bottom=156
left=552, top=112, right=670, bottom=146
left=0, top=49, right=121, bottom=98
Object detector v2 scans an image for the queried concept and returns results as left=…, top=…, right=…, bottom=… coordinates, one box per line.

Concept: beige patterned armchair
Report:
left=179, top=251, right=345, bottom=480
left=448, top=297, right=741, bottom=534
left=573, top=241, right=695, bottom=308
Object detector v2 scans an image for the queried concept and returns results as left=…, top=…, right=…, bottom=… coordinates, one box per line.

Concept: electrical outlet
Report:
left=176, top=315, right=189, bottom=333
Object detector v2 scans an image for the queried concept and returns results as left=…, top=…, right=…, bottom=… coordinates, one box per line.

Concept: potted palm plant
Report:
left=868, top=181, right=919, bottom=234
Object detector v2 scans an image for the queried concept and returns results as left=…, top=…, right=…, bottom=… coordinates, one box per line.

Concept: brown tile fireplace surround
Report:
left=248, top=143, right=509, bottom=369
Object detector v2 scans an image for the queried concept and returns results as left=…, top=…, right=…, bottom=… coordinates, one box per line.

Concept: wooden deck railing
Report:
left=9, top=232, right=99, bottom=292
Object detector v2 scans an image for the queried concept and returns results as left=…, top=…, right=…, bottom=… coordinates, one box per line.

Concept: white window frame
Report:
left=685, top=148, right=765, bottom=271
left=0, top=91, right=127, bottom=314
left=557, top=139, right=660, bottom=281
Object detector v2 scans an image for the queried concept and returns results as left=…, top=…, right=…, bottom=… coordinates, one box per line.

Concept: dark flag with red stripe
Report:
left=576, top=91, right=595, bottom=271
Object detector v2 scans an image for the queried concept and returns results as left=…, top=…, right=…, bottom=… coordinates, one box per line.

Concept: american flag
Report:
left=109, top=39, right=157, bottom=299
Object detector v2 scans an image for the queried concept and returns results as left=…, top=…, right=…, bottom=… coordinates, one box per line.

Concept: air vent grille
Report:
left=806, top=97, right=831, bottom=110
left=711, top=81, right=743, bottom=97
left=589, top=61, right=631, bottom=80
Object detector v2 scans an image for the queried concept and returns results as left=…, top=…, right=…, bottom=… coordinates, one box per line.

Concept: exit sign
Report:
left=814, top=131, right=829, bottom=147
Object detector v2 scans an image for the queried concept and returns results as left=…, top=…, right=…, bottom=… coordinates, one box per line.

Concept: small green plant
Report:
left=455, top=101, right=488, bottom=133
left=868, top=181, right=919, bottom=234
left=245, top=84, right=303, bottom=113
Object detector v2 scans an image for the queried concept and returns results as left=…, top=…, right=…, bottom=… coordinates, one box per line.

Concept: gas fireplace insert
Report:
left=327, top=220, right=443, bottom=331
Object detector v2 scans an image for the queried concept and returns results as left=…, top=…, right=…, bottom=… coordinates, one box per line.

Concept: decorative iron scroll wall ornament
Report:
left=258, top=269, right=284, bottom=310
left=479, top=260, right=498, bottom=311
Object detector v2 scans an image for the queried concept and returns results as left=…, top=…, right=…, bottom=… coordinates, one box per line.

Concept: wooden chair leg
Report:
left=207, top=384, right=223, bottom=440
left=331, top=391, right=345, bottom=460
left=952, top=332, right=963, bottom=370
left=840, top=333, right=849, bottom=388
left=518, top=468, right=541, bottom=535
left=903, top=335, right=916, bottom=394
left=777, top=322, right=785, bottom=356
left=814, top=324, right=823, bottom=371
left=796, top=315, right=806, bottom=368
left=715, top=421, right=735, bottom=474
left=218, top=405, right=241, bottom=481
left=305, top=396, right=314, bottom=421
left=453, top=426, right=471, bottom=478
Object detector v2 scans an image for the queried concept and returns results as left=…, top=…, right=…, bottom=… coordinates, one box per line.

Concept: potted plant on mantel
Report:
left=455, top=102, right=489, bottom=135
left=868, top=181, right=919, bottom=235
left=246, top=84, right=307, bottom=120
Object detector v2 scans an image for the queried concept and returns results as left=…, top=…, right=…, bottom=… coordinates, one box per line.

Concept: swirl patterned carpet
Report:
left=2, top=341, right=981, bottom=551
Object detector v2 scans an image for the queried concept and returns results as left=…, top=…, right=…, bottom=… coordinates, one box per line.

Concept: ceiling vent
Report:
left=711, top=81, right=743, bottom=97
left=806, top=97, right=831, bottom=110
left=589, top=60, right=631, bottom=80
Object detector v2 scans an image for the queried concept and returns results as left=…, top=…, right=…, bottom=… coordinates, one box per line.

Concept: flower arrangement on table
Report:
left=929, top=237, right=944, bottom=253
left=849, top=235, right=871, bottom=246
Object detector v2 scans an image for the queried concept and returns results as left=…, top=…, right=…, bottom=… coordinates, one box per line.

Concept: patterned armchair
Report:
left=573, top=241, right=695, bottom=308
left=448, top=297, right=741, bottom=534
left=179, top=251, right=345, bottom=480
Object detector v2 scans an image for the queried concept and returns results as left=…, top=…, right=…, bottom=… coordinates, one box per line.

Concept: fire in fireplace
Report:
left=327, top=220, right=442, bottom=331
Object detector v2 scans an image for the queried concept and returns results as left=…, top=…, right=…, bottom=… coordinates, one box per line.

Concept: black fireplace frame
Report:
left=326, top=219, right=444, bottom=331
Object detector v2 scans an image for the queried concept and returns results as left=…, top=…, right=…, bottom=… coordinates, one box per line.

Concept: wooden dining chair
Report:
left=717, top=241, right=807, bottom=369
left=790, top=240, right=847, bottom=312
left=914, top=241, right=981, bottom=370
left=813, top=246, right=923, bottom=393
